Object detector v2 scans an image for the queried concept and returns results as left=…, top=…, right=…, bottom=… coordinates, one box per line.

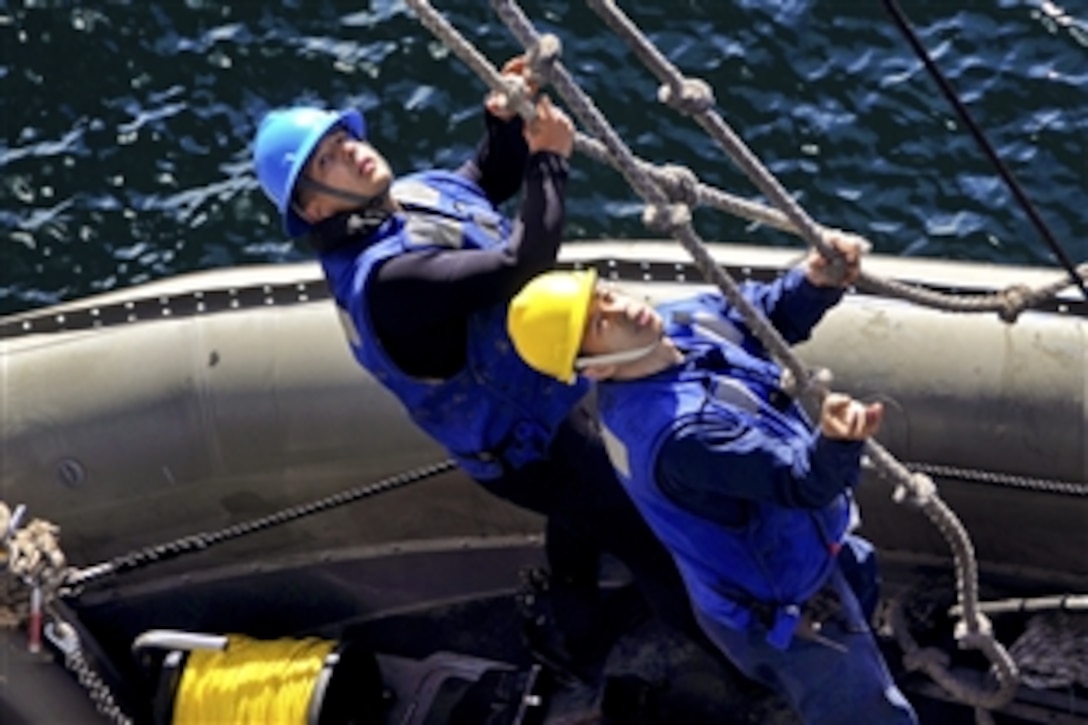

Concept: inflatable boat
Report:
left=2, top=240, right=1086, bottom=723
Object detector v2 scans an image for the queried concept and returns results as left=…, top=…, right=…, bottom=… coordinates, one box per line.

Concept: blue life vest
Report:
left=319, top=170, right=589, bottom=480
left=597, top=294, right=852, bottom=649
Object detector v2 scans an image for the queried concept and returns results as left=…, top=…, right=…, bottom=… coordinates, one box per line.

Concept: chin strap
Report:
left=574, top=338, right=661, bottom=370
left=294, top=175, right=393, bottom=215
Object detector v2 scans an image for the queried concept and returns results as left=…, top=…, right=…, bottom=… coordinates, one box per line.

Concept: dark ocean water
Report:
left=1, top=0, right=1085, bottom=316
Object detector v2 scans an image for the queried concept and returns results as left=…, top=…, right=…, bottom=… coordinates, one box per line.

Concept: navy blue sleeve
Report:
left=368, top=152, right=568, bottom=378
left=456, top=112, right=529, bottom=206
left=655, top=412, right=863, bottom=524
left=724, top=266, right=845, bottom=346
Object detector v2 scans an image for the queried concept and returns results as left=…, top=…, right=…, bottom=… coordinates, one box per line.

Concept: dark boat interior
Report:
left=4, top=534, right=1084, bottom=724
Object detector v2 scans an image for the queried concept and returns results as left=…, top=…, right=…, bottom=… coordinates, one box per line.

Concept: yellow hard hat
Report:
left=507, top=269, right=598, bottom=384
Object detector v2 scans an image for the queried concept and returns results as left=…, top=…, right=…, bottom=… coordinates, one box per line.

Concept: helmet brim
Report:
left=282, top=109, right=366, bottom=238
left=559, top=268, right=598, bottom=384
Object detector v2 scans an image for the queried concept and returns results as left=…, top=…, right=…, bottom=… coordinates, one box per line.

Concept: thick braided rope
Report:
left=581, top=138, right=1088, bottom=320
left=585, top=0, right=846, bottom=275
left=484, top=11, right=1008, bottom=668
left=581, top=0, right=1018, bottom=706
left=405, top=0, right=1083, bottom=322
left=866, top=443, right=1018, bottom=708
left=405, top=0, right=539, bottom=121
left=584, top=0, right=1085, bottom=323
left=489, top=2, right=948, bottom=498
left=890, top=594, right=1017, bottom=712
left=403, top=0, right=1020, bottom=708
left=487, top=0, right=812, bottom=390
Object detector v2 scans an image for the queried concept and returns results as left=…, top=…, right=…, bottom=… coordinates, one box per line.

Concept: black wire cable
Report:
left=881, top=0, right=1088, bottom=301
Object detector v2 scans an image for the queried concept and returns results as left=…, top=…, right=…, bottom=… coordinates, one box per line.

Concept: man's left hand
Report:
left=485, top=55, right=538, bottom=121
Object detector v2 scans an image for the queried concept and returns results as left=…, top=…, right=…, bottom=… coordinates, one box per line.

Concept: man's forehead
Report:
left=305, top=127, right=355, bottom=172
left=318, top=126, right=351, bottom=147
left=587, top=282, right=617, bottom=314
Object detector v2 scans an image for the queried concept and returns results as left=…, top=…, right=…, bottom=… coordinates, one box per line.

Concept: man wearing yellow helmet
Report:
left=508, top=234, right=919, bottom=724
left=252, top=57, right=708, bottom=680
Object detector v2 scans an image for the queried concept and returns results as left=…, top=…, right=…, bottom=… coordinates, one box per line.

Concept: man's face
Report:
left=580, top=283, right=663, bottom=358
left=299, top=127, right=393, bottom=221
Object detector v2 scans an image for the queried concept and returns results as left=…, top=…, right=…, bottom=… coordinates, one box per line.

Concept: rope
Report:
left=485, top=0, right=812, bottom=390
left=402, top=0, right=1023, bottom=709
left=1, top=457, right=448, bottom=722
left=395, top=0, right=1088, bottom=327
left=521, top=0, right=1019, bottom=708
left=174, top=635, right=336, bottom=725
left=905, top=461, right=1088, bottom=497
left=580, top=138, right=1088, bottom=321
left=46, top=618, right=134, bottom=725
left=3, top=510, right=66, bottom=586
left=889, top=594, right=1013, bottom=711
left=62, top=459, right=456, bottom=592
left=0, top=461, right=451, bottom=721
left=583, top=0, right=846, bottom=278
left=880, top=0, right=1088, bottom=302
left=1, top=501, right=67, bottom=648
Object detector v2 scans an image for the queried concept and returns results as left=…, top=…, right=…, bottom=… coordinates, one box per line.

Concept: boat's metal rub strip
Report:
left=3, top=257, right=1084, bottom=341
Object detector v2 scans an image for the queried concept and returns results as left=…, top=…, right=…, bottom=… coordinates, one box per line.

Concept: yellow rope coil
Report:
left=174, top=635, right=337, bottom=725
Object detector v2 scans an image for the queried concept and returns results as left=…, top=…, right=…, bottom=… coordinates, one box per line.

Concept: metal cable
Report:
left=880, top=0, right=1088, bottom=302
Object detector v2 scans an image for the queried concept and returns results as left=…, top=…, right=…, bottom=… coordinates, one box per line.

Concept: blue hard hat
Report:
left=253, top=106, right=366, bottom=237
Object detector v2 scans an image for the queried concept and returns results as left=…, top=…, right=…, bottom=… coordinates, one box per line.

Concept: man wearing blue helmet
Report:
left=252, top=56, right=706, bottom=679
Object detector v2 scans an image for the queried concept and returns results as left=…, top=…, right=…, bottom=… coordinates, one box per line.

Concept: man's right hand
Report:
left=804, top=229, right=869, bottom=288
left=524, top=94, right=574, bottom=158
left=819, top=392, right=883, bottom=440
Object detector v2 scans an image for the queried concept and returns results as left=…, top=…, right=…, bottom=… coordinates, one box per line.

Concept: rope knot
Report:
left=527, top=33, right=562, bottom=86
left=778, top=366, right=831, bottom=400
left=657, top=77, right=715, bottom=115
left=660, top=164, right=700, bottom=206
left=642, top=203, right=691, bottom=234
left=5, top=512, right=66, bottom=584
left=997, top=284, right=1032, bottom=324
left=812, top=228, right=869, bottom=288
left=954, top=611, right=994, bottom=644
left=893, top=471, right=937, bottom=508
left=802, top=366, right=833, bottom=399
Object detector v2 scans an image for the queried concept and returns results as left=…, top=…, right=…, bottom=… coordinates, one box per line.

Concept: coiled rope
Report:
left=173, top=635, right=336, bottom=725
left=401, top=0, right=1020, bottom=710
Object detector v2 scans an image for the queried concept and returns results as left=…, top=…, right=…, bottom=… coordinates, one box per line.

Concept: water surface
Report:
left=1, top=0, right=1085, bottom=315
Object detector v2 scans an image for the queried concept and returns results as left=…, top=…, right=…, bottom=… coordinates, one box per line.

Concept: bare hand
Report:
left=805, top=229, right=870, bottom=288
left=485, top=55, right=538, bottom=122
left=819, top=392, right=883, bottom=440
left=524, top=94, right=574, bottom=158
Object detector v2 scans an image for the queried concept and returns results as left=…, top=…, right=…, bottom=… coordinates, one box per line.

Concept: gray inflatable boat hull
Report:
left=1, top=241, right=1084, bottom=589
